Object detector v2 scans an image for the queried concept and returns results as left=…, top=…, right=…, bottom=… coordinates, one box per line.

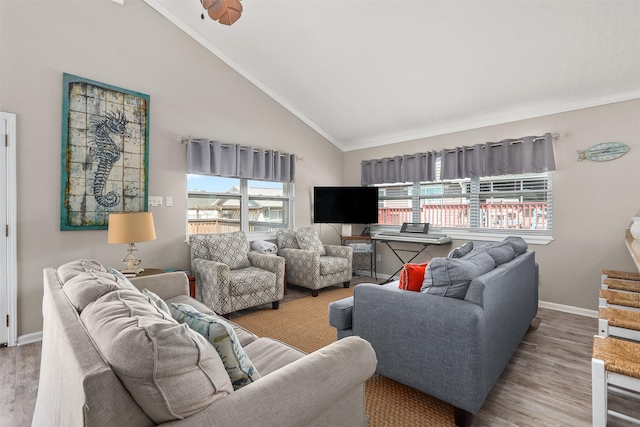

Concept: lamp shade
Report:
left=108, top=212, right=156, bottom=244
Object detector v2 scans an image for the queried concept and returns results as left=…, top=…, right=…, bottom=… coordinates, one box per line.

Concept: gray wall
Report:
left=0, top=0, right=343, bottom=337
left=343, top=100, right=640, bottom=311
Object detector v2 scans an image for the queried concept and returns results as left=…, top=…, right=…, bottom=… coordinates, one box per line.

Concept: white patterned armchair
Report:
left=190, top=232, right=285, bottom=316
left=277, top=228, right=353, bottom=297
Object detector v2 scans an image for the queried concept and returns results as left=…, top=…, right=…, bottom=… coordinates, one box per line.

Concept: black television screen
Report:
left=313, top=186, right=378, bottom=224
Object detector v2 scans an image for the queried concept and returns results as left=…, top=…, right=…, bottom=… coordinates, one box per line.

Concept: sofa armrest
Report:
left=129, top=272, right=190, bottom=301
left=162, top=336, right=376, bottom=427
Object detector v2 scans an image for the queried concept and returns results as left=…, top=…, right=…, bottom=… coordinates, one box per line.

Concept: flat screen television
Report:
left=313, top=186, right=378, bottom=224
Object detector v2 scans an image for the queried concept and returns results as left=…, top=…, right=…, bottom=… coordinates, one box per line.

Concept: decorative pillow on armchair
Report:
left=171, top=303, right=261, bottom=390
left=295, top=227, right=326, bottom=256
left=205, top=231, right=251, bottom=270
left=398, top=262, right=429, bottom=292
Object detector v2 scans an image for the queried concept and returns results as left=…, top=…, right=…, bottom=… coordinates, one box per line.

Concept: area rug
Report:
left=233, top=285, right=455, bottom=426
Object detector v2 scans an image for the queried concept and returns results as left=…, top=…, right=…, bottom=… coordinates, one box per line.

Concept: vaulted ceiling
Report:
left=144, top=0, right=640, bottom=152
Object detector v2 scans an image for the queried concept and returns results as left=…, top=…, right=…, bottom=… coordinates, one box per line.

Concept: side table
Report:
left=341, top=235, right=376, bottom=279
left=128, top=268, right=196, bottom=298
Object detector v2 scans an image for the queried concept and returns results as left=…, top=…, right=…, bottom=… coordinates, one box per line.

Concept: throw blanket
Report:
left=251, top=240, right=278, bottom=254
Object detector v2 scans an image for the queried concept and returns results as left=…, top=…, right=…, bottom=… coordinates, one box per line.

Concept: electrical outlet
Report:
left=166, top=196, right=173, bottom=207
left=376, top=254, right=381, bottom=262
left=148, top=196, right=163, bottom=207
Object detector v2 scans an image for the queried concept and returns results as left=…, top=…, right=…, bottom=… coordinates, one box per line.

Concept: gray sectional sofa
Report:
left=329, top=237, right=539, bottom=427
left=33, top=260, right=377, bottom=427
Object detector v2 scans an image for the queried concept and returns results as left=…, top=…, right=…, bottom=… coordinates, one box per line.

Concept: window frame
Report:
left=187, top=176, right=294, bottom=240
left=373, top=172, right=553, bottom=245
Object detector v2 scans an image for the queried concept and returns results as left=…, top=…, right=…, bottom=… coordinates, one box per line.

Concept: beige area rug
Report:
left=233, top=285, right=455, bottom=426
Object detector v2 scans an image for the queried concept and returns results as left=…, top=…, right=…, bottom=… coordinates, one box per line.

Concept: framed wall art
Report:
left=60, top=73, right=150, bottom=230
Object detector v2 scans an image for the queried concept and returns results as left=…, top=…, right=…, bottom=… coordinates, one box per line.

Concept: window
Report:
left=376, top=161, right=552, bottom=236
left=187, top=175, right=293, bottom=235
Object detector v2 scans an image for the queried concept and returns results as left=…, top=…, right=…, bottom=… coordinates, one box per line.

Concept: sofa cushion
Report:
left=171, top=303, right=261, bottom=390
left=505, top=236, right=528, bottom=255
left=295, top=227, right=326, bottom=256
left=56, top=259, right=107, bottom=283
left=447, top=242, right=473, bottom=258
left=399, top=262, right=429, bottom=292
left=63, top=270, right=137, bottom=311
left=142, top=288, right=171, bottom=317
left=320, top=256, right=349, bottom=275
left=81, top=290, right=233, bottom=424
left=276, top=229, right=300, bottom=250
left=206, top=231, right=251, bottom=270
left=421, top=251, right=496, bottom=299
left=467, top=240, right=516, bottom=265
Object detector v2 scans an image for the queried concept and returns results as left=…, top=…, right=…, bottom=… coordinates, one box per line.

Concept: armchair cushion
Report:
left=228, top=266, right=276, bottom=296
left=320, top=256, right=349, bottom=275
left=421, top=251, right=495, bottom=299
left=171, top=303, right=261, bottom=390
left=295, top=227, right=326, bottom=256
left=206, top=231, right=252, bottom=270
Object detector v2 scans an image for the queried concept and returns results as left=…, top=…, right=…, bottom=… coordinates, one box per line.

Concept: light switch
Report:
left=149, top=196, right=163, bottom=207
left=166, top=196, right=173, bottom=207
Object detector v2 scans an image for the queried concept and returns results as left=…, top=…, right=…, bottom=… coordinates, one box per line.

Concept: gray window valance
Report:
left=361, top=151, right=438, bottom=185
left=186, top=139, right=295, bottom=183
left=441, top=133, right=556, bottom=179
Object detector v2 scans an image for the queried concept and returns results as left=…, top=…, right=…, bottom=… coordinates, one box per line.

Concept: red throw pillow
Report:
left=398, top=262, right=429, bottom=292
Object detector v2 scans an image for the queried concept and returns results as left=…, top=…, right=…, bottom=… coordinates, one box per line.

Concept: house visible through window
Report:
left=187, top=175, right=292, bottom=235
left=376, top=160, right=552, bottom=234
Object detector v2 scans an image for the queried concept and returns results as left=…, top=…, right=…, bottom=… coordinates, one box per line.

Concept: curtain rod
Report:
left=442, top=133, right=564, bottom=154
left=179, top=137, right=302, bottom=160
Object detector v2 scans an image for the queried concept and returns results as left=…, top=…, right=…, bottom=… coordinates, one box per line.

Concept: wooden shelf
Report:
left=625, top=209, right=640, bottom=272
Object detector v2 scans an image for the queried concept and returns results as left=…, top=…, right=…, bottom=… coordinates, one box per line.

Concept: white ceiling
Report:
left=144, top=0, right=640, bottom=152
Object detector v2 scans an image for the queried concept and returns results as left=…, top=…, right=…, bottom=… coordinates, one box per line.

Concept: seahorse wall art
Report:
left=88, top=110, right=128, bottom=208
left=60, top=73, right=150, bottom=230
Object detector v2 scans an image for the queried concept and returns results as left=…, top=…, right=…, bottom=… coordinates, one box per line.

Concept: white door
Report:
left=0, top=112, right=16, bottom=347
left=0, top=117, right=8, bottom=346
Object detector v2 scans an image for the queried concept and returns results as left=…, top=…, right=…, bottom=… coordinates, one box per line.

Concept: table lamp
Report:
left=108, top=212, right=156, bottom=274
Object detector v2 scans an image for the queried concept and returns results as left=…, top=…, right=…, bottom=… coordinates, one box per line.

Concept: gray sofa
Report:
left=33, top=260, right=377, bottom=427
left=329, top=239, right=538, bottom=427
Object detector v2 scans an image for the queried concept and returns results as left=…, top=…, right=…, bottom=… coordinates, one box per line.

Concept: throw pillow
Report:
left=206, top=231, right=251, bottom=270
left=81, top=290, right=232, bottom=424
left=421, top=251, right=496, bottom=299
left=171, top=303, right=261, bottom=390
left=295, top=227, right=326, bottom=256
left=467, top=240, right=516, bottom=265
left=398, top=262, right=429, bottom=292
left=504, top=236, right=528, bottom=255
left=447, top=241, right=473, bottom=258
left=63, top=270, right=137, bottom=311
left=142, top=288, right=172, bottom=318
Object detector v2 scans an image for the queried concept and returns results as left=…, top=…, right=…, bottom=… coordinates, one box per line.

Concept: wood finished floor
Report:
left=2, top=276, right=639, bottom=427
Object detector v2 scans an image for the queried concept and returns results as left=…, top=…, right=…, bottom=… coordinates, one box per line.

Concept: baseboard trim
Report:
left=539, top=301, right=598, bottom=318
left=17, top=331, right=43, bottom=345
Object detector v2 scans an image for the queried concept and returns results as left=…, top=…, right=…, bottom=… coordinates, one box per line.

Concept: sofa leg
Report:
left=454, top=407, right=473, bottom=427
left=272, top=301, right=280, bottom=310
left=343, top=281, right=350, bottom=288
left=311, top=290, right=319, bottom=297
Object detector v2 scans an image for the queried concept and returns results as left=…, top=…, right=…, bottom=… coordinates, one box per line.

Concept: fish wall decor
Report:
left=577, top=142, right=629, bottom=162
